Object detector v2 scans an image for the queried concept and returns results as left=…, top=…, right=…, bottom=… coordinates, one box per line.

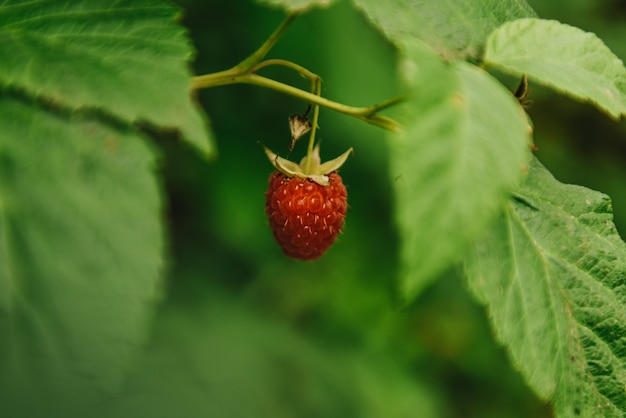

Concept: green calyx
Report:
left=264, top=145, right=353, bottom=186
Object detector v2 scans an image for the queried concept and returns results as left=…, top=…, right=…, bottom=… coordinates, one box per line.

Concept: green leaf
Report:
left=256, top=0, right=336, bottom=12
left=98, top=298, right=439, bottom=418
left=0, top=0, right=215, bottom=156
left=352, top=0, right=536, bottom=59
left=392, top=42, right=532, bottom=300
left=484, top=18, right=626, bottom=120
left=0, top=95, right=163, bottom=414
left=464, top=158, right=626, bottom=417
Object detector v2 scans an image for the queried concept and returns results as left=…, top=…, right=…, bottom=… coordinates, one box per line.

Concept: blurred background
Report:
left=130, top=1, right=626, bottom=416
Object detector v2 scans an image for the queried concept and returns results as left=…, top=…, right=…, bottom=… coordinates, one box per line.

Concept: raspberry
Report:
left=265, top=171, right=347, bottom=260
left=263, top=144, right=352, bottom=261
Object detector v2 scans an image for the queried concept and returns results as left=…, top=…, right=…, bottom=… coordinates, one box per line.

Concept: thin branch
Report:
left=236, top=13, right=299, bottom=72
left=249, top=59, right=317, bottom=81
left=193, top=73, right=402, bottom=132
left=189, top=12, right=403, bottom=133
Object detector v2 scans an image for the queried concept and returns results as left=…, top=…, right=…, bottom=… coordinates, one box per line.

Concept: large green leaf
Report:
left=0, top=95, right=163, bottom=415
left=97, top=298, right=439, bottom=418
left=484, top=18, right=626, bottom=120
left=0, top=0, right=214, bottom=156
left=352, top=0, right=536, bottom=59
left=465, top=158, right=626, bottom=417
left=392, top=42, right=532, bottom=299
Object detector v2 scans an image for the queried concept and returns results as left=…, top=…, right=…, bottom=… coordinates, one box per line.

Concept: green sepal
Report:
left=263, top=145, right=353, bottom=186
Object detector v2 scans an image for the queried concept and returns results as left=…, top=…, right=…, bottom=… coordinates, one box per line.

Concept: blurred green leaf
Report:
left=392, top=42, right=531, bottom=300
left=352, top=0, right=536, bottom=59
left=99, top=297, right=439, bottom=418
left=484, top=18, right=626, bottom=120
left=0, top=0, right=214, bottom=156
left=465, top=158, right=626, bottom=417
left=0, top=96, right=163, bottom=414
left=256, top=0, right=336, bottom=12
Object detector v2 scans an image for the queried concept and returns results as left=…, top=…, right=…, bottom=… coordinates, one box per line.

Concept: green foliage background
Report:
left=169, top=0, right=626, bottom=416
left=164, top=0, right=625, bottom=417
left=1, top=0, right=626, bottom=417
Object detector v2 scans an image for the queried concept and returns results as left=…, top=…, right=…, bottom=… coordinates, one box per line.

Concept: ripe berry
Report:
left=263, top=144, right=352, bottom=261
left=265, top=171, right=347, bottom=260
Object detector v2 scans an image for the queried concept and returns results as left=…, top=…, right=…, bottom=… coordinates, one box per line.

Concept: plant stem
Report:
left=192, top=72, right=402, bottom=132
left=250, top=59, right=317, bottom=81
left=236, top=13, right=299, bottom=72
left=189, top=14, right=299, bottom=86
left=189, top=11, right=403, bottom=133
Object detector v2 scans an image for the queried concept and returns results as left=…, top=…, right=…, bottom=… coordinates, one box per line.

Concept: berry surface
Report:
left=265, top=171, right=347, bottom=260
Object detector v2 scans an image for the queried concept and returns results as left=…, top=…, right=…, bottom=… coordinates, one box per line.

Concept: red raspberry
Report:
left=263, top=144, right=352, bottom=260
left=265, top=171, right=347, bottom=260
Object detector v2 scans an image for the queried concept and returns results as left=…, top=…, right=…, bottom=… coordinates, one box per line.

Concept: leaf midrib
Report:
left=508, top=205, right=566, bottom=396
left=510, top=194, right=626, bottom=410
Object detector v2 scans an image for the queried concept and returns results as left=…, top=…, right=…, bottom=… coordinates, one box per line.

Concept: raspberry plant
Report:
left=1, top=0, right=626, bottom=417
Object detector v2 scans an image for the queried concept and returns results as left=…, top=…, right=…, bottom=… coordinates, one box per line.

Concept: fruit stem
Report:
left=305, top=77, right=322, bottom=173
